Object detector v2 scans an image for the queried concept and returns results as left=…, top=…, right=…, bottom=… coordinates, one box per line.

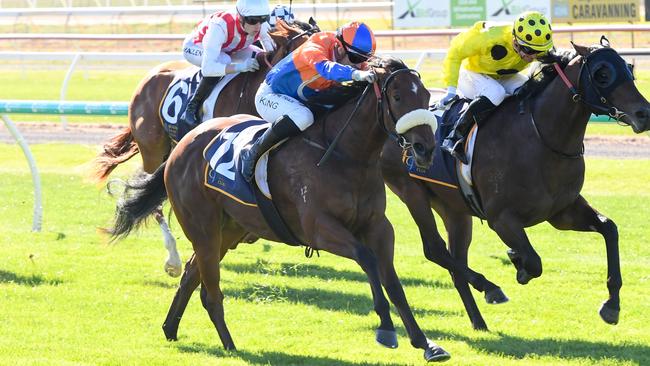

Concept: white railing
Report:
left=3, top=48, right=650, bottom=111
left=0, top=3, right=392, bottom=16
left=3, top=25, right=650, bottom=41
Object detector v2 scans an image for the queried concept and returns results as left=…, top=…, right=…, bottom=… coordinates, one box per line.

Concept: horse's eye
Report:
left=393, top=93, right=401, bottom=102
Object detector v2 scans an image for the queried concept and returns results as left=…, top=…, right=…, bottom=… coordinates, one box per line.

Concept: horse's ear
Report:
left=600, top=35, right=611, bottom=48
left=571, top=41, right=591, bottom=57
left=308, top=17, right=320, bottom=31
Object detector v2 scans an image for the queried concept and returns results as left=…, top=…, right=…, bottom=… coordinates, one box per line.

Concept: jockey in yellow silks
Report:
left=439, top=11, right=554, bottom=164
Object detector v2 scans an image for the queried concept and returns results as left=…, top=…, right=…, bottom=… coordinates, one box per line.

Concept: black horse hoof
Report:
left=516, top=268, right=533, bottom=285
left=484, top=287, right=509, bottom=304
left=424, top=341, right=451, bottom=362
left=375, top=329, right=398, bottom=348
left=163, top=326, right=178, bottom=342
left=599, top=301, right=620, bottom=325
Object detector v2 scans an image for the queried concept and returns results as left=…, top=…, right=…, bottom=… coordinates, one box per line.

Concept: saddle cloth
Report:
left=203, top=119, right=273, bottom=206
left=159, top=67, right=238, bottom=143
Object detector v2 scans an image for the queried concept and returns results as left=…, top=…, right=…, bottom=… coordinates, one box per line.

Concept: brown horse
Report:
left=105, top=58, right=474, bottom=361
left=90, top=20, right=317, bottom=277
left=381, top=40, right=650, bottom=331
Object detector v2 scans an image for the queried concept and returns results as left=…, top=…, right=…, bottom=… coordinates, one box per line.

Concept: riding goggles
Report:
left=342, top=42, right=372, bottom=64
left=241, top=15, right=269, bottom=25
left=515, top=42, right=543, bottom=56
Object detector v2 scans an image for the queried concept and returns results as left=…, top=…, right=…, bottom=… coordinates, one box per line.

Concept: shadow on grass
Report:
left=222, top=261, right=453, bottom=289
left=423, top=328, right=649, bottom=364
left=142, top=280, right=178, bottom=289
left=224, top=285, right=460, bottom=318
left=0, top=269, right=62, bottom=286
left=176, top=342, right=406, bottom=366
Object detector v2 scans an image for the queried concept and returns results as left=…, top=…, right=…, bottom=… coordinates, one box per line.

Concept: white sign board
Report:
left=486, top=0, right=552, bottom=22
left=393, top=0, right=451, bottom=28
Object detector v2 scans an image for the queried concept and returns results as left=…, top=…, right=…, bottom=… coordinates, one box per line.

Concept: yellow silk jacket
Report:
left=443, top=21, right=531, bottom=87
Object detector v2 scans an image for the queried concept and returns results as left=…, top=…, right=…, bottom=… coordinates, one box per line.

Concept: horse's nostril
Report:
left=413, top=143, right=425, bottom=154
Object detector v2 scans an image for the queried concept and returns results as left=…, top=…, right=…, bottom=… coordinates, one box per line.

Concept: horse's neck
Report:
left=532, top=64, right=592, bottom=152
left=318, top=96, right=384, bottom=162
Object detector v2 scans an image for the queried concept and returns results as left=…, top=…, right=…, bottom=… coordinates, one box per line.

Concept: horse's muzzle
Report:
left=412, top=143, right=434, bottom=169
left=632, top=106, right=650, bottom=133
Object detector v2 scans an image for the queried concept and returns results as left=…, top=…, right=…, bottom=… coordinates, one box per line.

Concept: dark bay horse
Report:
left=104, top=58, right=493, bottom=362
left=381, top=40, right=650, bottom=331
left=90, top=20, right=317, bottom=277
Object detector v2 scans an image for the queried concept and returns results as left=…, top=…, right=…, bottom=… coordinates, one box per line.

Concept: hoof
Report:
left=516, top=268, right=533, bottom=285
left=164, top=260, right=182, bottom=278
left=484, top=287, right=509, bottom=304
left=599, top=301, right=620, bottom=325
left=162, top=324, right=178, bottom=342
left=424, top=341, right=451, bottom=362
left=375, top=329, right=398, bottom=348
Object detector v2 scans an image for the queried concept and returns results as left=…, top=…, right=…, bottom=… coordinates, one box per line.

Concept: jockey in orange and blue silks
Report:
left=239, top=21, right=377, bottom=181
left=179, top=0, right=275, bottom=127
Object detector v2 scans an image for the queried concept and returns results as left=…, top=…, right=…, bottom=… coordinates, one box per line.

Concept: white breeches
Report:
left=254, top=82, right=315, bottom=131
left=457, top=69, right=528, bottom=106
left=182, top=36, right=256, bottom=77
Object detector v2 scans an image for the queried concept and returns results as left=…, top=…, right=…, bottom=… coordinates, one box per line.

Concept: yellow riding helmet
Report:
left=513, top=11, right=553, bottom=52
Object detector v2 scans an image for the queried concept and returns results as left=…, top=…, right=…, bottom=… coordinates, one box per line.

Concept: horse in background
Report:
left=381, top=39, right=650, bottom=330
left=106, top=58, right=458, bottom=361
left=89, top=20, right=318, bottom=277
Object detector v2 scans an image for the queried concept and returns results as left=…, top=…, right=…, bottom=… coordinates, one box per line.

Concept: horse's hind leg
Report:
left=162, top=226, right=247, bottom=342
left=154, top=207, right=182, bottom=277
left=366, top=216, right=450, bottom=362
left=163, top=254, right=200, bottom=341
left=548, top=195, right=620, bottom=325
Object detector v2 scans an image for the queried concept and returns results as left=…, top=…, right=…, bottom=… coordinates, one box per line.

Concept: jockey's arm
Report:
left=299, top=41, right=356, bottom=82
left=259, top=22, right=276, bottom=52
left=442, top=24, right=483, bottom=88
left=201, top=22, right=229, bottom=76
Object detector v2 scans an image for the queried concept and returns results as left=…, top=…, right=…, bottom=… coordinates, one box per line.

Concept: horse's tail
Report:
left=104, top=162, right=167, bottom=242
left=88, top=127, right=139, bottom=183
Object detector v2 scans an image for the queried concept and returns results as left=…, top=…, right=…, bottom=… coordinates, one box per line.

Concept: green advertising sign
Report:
left=451, top=0, right=486, bottom=26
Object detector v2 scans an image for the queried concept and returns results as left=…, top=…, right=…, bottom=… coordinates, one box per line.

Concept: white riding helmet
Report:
left=236, top=0, right=270, bottom=17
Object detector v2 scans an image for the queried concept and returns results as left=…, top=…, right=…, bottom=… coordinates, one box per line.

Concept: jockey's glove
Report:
left=439, top=86, right=457, bottom=106
left=233, top=58, right=260, bottom=73
left=352, top=70, right=377, bottom=83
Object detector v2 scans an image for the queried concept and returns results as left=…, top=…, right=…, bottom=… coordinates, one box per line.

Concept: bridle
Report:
left=553, top=41, right=634, bottom=123
left=316, top=66, right=424, bottom=166
left=532, top=40, right=634, bottom=158
left=374, top=67, right=423, bottom=150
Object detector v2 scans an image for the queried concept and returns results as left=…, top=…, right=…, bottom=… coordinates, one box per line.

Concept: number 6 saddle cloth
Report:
left=203, top=119, right=273, bottom=206
left=159, top=66, right=238, bottom=143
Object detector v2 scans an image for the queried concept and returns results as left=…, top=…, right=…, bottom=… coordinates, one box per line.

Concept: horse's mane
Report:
left=368, top=56, right=408, bottom=72
left=517, top=49, right=577, bottom=101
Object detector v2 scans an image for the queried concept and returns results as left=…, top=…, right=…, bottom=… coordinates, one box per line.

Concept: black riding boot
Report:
left=441, top=96, right=496, bottom=164
left=240, top=115, right=301, bottom=182
left=180, top=76, right=220, bottom=127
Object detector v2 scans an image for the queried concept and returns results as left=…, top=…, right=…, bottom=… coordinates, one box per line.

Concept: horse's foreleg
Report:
left=154, top=206, right=182, bottom=277
left=367, top=216, right=451, bottom=362
left=548, top=195, right=620, bottom=325
left=310, top=215, right=396, bottom=348
left=441, top=212, right=489, bottom=331
left=163, top=254, right=200, bottom=341
left=396, top=180, right=505, bottom=305
left=489, top=211, right=543, bottom=284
